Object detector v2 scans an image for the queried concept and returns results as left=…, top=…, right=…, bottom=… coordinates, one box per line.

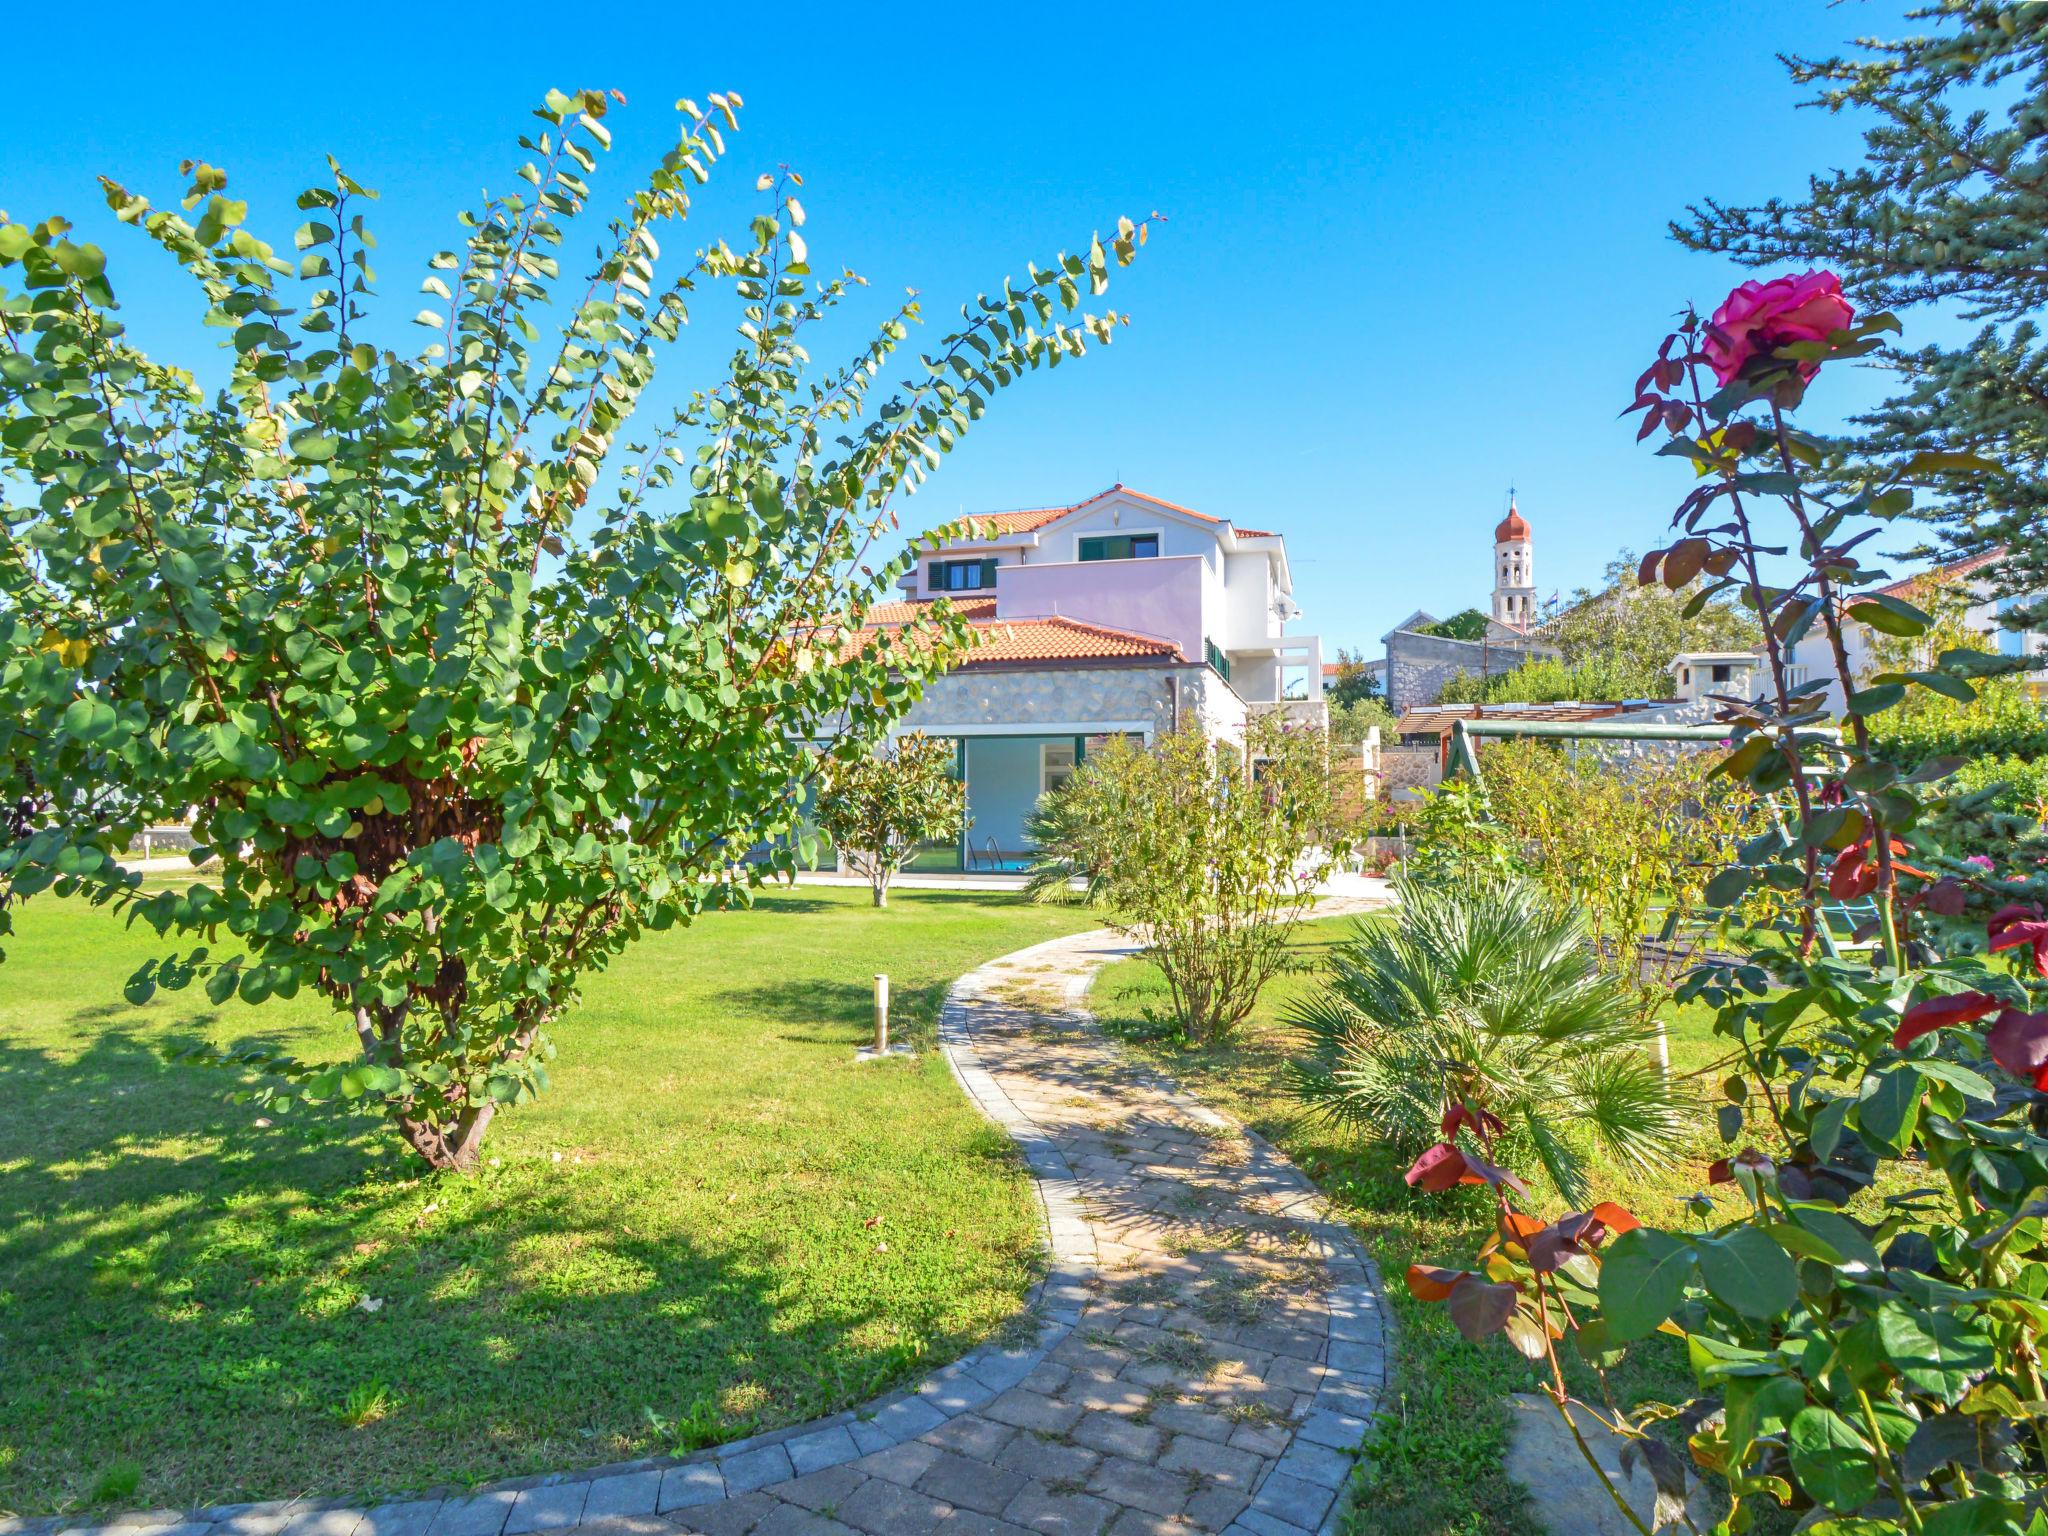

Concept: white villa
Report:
left=853, top=485, right=1324, bottom=870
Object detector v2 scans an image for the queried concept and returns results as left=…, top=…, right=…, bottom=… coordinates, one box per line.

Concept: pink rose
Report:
left=1967, top=855, right=1997, bottom=872
left=1703, top=271, right=1855, bottom=386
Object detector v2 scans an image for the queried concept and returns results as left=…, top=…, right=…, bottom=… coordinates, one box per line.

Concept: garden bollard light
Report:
left=874, top=973, right=889, bottom=1053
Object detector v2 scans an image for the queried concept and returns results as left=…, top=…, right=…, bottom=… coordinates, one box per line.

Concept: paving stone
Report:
left=776, top=1466, right=865, bottom=1514
left=1084, top=1458, right=1189, bottom=1520
left=216, top=1516, right=294, bottom=1536
left=571, top=1474, right=660, bottom=1525
left=1000, top=1482, right=1116, bottom=1536
left=1069, top=1413, right=1163, bottom=1463
left=1104, top=1512, right=1186, bottom=1536
left=509, top=1487, right=593, bottom=1536
left=1229, top=1504, right=1314, bottom=1534
left=869, top=1396, right=947, bottom=1442
left=1247, top=1471, right=1336, bottom=1531
left=1225, top=1421, right=1291, bottom=1459
left=785, top=1425, right=861, bottom=1477
left=281, top=1516, right=363, bottom=1536
left=1270, top=1438, right=1352, bottom=1491
left=356, top=1503, right=442, bottom=1536
left=1292, top=1411, right=1368, bottom=1452
left=1182, top=1483, right=1250, bottom=1532
left=833, top=1478, right=953, bottom=1536
left=937, top=1516, right=1035, bottom=1536
left=845, top=1420, right=894, bottom=1456
left=718, top=1445, right=795, bottom=1496
left=428, top=1492, right=517, bottom=1536
left=1160, top=1437, right=1263, bottom=1490
left=925, top=1414, right=1018, bottom=1460
left=984, top=1390, right=1084, bottom=1435
left=742, top=1507, right=856, bottom=1536
left=1146, top=1404, right=1232, bottom=1444
left=995, top=1434, right=1100, bottom=1486
left=851, top=1436, right=941, bottom=1487
left=914, top=1451, right=1028, bottom=1517
left=657, top=1465, right=726, bottom=1513
left=667, top=1492, right=777, bottom=1536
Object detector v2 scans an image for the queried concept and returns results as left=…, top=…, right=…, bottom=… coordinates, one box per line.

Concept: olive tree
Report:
left=815, top=730, right=965, bottom=907
left=0, top=89, right=1150, bottom=1170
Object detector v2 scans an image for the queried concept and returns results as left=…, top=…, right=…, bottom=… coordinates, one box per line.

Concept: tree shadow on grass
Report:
left=0, top=1023, right=965, bottom=1517
left=714, top=978, right=953, bottom=1047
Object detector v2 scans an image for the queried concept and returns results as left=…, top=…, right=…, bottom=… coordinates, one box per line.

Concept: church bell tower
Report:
left=1491, top=494, right=1535, bottom=631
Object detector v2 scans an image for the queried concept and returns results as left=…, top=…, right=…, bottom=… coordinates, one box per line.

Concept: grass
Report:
left=1088, top=915, right=1738, bottom=1536
left=0, top=883, right=1096, bottom=1518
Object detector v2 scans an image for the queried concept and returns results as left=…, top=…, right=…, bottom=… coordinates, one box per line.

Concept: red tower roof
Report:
left=1495, top=500, right=1530, bottom=542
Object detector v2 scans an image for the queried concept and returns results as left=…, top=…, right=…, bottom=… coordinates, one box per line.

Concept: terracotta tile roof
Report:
left=949, top=485, right=1277, bottom=541
left=843, top=606, right=1181, bottom=667
left=1874, top=544, right=2006, bottom=599
left=863, top=596, right=997, bottom=624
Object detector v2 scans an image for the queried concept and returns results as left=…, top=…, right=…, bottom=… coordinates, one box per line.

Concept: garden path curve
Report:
left=13, top=910, right=1393, bottom=1536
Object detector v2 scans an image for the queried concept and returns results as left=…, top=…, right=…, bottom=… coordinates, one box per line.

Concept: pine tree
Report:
left=1674, top=4, right=2048, bottom=624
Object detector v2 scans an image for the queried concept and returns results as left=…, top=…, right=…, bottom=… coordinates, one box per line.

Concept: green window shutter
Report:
left=981, top=559, right=997, bottom=587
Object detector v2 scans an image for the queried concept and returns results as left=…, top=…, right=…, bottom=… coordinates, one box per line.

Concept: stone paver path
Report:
left=11, top=920, right=1391, bottom=1536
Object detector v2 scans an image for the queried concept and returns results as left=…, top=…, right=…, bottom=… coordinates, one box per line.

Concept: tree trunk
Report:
left=393, top=1102, right=498, bottom=1173
left=872, top=873, right=889, bottom=907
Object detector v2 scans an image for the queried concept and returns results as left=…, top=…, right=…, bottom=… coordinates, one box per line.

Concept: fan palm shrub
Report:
left=1290, top=876, right=1684, bottom=1204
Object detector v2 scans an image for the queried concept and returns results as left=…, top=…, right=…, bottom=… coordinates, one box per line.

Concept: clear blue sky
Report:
left=12, top=0, right=1928, bottom=657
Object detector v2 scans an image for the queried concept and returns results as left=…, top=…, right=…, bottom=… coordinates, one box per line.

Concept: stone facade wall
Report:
left=897, top=662, right=1243, bottom=744
left=1562, top=699, right=1725, bottom=769
left=1378, top=745, right=1442, bottom=802
left=1384, top=629, right=1556, bottom=713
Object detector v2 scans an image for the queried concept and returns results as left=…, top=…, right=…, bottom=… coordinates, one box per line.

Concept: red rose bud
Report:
left=1893, top=991, right=2003, bottom=1050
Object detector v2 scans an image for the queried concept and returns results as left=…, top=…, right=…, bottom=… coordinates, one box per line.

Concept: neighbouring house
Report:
left=1783, top=546, right=2048, bottom=714
left=1381, top=498, right=1559, bottom=712
left=845, top=484, right=1326, bottom=871
left=1383, top=697, right=1722, bottom=801
left=1670, top=651, right=1767, bottom=704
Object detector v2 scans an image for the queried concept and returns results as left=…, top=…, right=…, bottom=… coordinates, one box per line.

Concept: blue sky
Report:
left=12, top=0, right=1930, bottom=657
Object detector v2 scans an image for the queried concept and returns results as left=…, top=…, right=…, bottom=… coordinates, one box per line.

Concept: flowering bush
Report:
left=1405, top=283, right=2048, bottom=1534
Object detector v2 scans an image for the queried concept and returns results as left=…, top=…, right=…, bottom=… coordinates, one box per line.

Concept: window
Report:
left=1041, top=741, right=1077, bottom=795
left=1711, top=663, right=1732, bottom=683
left=1680, top=668, right=1691, bottom=686
left=930, top=557, right=998, bottom=592
left=1077, top=533, right=1159, bottom=562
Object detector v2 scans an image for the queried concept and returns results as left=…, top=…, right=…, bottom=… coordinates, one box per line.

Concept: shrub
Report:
left=0, top=93, right=1151, bottom=1169
left=1408, top=776, right=1519, bottom=882
left=1289, top=877, right=1684, bottom=1205
left=815, top=732, right=966, bottom=907
left=1026, top=717, right=1344, bottom=1044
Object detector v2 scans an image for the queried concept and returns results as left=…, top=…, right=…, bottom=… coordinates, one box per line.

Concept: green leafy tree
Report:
left=1025, top=718, right=1344, bottom=1044
left=0, top=90, right=1150, bottom=1170
left=1675, top=6, right=2048, bottom=625
left=1419, top=608, right=1490, bottom=641
left=815, top=731, right=965, bottom=907
left=1325, top=645, right=1383, bottom=708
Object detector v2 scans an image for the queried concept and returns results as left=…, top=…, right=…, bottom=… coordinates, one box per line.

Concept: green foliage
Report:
left=1408, top=776, right=1519, bottom=882
left=0, top=92, right=1150, bottom=1169
left=1483, top=738, right=1762, bottom=1002
left=1437, top=651, right=1671, bottom=706
left=1324, top=645, right=1384, bottom=708
left=1289, top=878, right=1684, bottom=1205
left=1327, top=693, right=1396, bottom=745
left=1418, top=608, right=1491, bottom=642
left=814, top=731, right=965, bottom=906
left=1025, top=718, right=1345, bottom=1044
left=1871, top=676, right=2048, bottom=765
left=1675, top=7, right=2048, bottom=628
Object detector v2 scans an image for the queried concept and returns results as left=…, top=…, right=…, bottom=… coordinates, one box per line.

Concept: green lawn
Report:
left=0, top=884, right=1095, bottom=1518
left=1089, top=915, right=1732, bottom=1536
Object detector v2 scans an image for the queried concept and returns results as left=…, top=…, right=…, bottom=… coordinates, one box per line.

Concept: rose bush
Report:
left=1405, top=281, right=2048, bottom=1535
